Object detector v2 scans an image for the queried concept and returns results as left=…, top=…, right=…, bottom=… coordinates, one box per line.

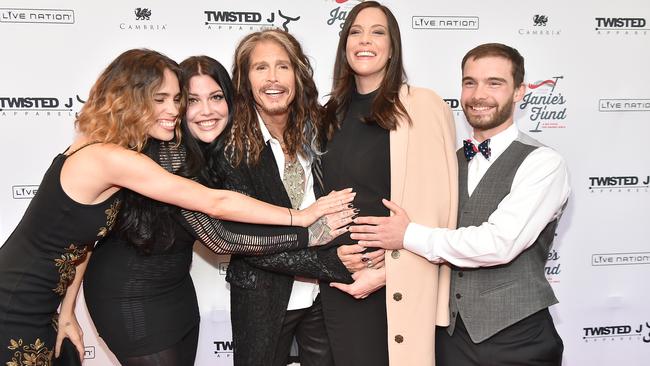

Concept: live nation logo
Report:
left=412, top=15, right=479, bottom=30
left=518, top=14, right=561, bottom=36
left=583, top=321, right=650, bottom=343
left=0, top=95, right=85, bottom=118
left=12, top=185, right=38, bottom=199
left=326, top=0, right=361, bottom=33
left=0, top=8, right=74, bottom=24
left=588, top=175, right=649, bottom=193
left=545, top=248, right=561, bottom=283
left=592, top=252, right=650, bottom=266
left=204, top=9, right=300, bottom=31
left=599, top=98, right=650, bottom=112
left=120, top=8, right=167, bottom=31
left=519, top=76, right=567, bottom=132
left=595, top=17, right=648, bottom=35
left=84, top=346, right=95, bottom=360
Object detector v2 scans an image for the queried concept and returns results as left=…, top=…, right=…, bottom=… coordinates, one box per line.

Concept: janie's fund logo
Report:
left=519, top=76, right=567, bottom=132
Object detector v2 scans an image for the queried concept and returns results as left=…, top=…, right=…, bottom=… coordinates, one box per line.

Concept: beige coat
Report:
left=386, top=85, right=458, bottom=365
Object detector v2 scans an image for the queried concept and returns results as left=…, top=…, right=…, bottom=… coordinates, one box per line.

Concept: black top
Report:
left=0, top=148, right=121, bottom=363
left=319, top=89, right=391, bottom=365
left=83, top=141, right=310, bottom=358
left=322, top=89, right=391, bottom=248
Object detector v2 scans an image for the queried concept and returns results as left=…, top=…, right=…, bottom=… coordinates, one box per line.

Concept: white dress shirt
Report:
left=404, top=123, right=570, bottom=268
left=258, top=115, right=319, bottom=310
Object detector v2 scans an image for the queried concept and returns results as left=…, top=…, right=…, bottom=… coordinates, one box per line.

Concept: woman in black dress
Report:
left=82, top=56, right=354, bottom=366
left=320, top=2, right=458, bottom=366
left=0, top=49, right=352, bottom=366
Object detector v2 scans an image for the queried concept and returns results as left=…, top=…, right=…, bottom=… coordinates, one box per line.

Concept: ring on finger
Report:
left=367, top=259, right=374, bottom=268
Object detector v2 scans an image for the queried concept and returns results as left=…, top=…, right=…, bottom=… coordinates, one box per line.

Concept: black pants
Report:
left=273, top=295, right=334, bottom=366
left=436, top=309, right=563, bottom=366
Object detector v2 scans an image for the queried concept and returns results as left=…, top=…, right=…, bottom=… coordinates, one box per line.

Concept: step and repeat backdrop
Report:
left=1, top=0, right=649, bottom=365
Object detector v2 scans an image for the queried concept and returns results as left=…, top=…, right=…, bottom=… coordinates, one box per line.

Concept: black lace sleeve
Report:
left=242, top=246, right=353, bottom=284
left=157, top=141, right=309, bottom=255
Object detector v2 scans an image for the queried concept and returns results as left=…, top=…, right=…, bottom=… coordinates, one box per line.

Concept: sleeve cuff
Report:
left=404, top=222, right=437, bottom=261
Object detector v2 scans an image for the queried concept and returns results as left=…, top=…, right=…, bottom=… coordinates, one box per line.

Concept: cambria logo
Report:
left=588, top=175, right=649, bottom=193
left=0, top=95, right=85, bottom=117
left=533, top=14, right=548, bottom=26
left=519, top=76, right=567, bottom=132
left=120, top=7, right=166, bottom=30
left=135, top=8, right=151, bottom=21
left=583, top=322, right=650, bottom=343
left=518, top=14, right=560, bottom=36
left=204, top=10, right=300, bottom=31
left=595, top=17, right=648, bottom=35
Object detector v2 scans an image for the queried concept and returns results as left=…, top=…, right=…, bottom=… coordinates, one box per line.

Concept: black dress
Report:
left=0, top=148, right=121, bottom=366
left=319, top=89, right=391, bottom=366
left=83, top=141, right=310, bottom=362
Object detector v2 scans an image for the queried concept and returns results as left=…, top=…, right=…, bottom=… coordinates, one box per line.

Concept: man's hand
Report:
left=330, top=267, right=386, bottom=299
left=349, top=199, right=410, bottom=250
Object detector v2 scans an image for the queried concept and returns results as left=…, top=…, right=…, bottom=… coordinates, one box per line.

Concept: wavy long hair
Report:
left=226, top=29, right=324, bottom=166
left=323, top=1, right=411, bottom=139
left=75, top=48, right=183, bottom=152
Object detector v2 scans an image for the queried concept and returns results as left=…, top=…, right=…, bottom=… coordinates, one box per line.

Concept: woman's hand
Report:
left=337, top=244, right=385, bottom=272
left=330, top=266, right=386, bottom=299
left=308, top=208, right=356, bottom=247
left=295, top=188, right=356, bottom=227
left=55, top=311, right=84, bottom=360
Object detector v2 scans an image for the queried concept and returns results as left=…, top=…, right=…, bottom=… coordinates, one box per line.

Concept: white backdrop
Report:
left=1, top=0, right=649, bottom=365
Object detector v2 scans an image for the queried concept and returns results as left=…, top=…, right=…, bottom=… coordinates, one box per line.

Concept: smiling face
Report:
left=248, top=40, right=296, bottom=123
left=461, top=56, right=525, bottom=140
left=147, top=68, right=181, bottom=141
left=185, top=74, right=229, bottom=143
left=345, top=7, right=391, bottom=93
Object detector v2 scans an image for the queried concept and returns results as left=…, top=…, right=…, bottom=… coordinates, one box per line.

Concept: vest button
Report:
left=393, top=292, right=402, bottom=301
left=456, top=293, right=462, bottom=299
left=458, top=271, right=464, bottom=277
left=394, top=334, right=404, bottom=343
left=391, top=250, right=400, bottom=259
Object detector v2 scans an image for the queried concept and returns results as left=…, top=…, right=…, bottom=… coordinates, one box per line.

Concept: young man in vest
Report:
left=337, top=43, right=570, bottom=365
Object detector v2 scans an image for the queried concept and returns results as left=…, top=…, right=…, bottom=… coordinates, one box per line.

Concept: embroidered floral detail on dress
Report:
left=6, top=337, right=52, bottom=366
left=97, top=199, right=121, bottom=238
left=52, top=244, right=88, bottom=295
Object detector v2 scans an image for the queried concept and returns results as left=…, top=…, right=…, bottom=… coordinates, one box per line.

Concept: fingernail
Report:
left=351, top=214, right=359, bottom=220
left=347, top=204, right=353, bottom=208
left=353, top=208, right=360, bottom=213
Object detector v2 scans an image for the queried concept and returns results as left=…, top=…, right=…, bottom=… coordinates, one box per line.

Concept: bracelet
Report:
left=288, top=207, right=293, bottom=226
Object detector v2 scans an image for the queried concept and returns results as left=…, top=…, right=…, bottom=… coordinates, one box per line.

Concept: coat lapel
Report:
left=389, top=85, right=411, bottom=206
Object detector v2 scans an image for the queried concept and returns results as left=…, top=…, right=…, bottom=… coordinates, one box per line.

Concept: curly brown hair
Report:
left=75, top=49, right=183, bottom=152
left=227, top=29, right=324, bottom=166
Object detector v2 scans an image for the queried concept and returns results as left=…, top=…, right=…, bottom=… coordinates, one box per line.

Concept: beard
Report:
left=463, top=96, right=514, bottom=132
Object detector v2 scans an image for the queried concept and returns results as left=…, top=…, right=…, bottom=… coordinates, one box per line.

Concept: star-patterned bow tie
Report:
left=463, top=139, right=491, bottom=161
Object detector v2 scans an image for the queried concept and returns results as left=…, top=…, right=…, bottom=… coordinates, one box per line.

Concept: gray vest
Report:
left=448, top=132, right=560, bottom=343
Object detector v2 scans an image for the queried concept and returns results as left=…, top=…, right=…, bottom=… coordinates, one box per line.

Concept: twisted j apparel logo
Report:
left=204, top=9, right=300, bottom=31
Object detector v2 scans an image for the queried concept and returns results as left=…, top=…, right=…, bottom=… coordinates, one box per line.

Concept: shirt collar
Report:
left=471, top=123, right=519, bottom=161
left=257, top=111, right=274, bottom=144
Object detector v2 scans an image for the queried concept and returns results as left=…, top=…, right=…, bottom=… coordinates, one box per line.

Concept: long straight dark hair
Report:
left=323, top=1, right=411, bottom=139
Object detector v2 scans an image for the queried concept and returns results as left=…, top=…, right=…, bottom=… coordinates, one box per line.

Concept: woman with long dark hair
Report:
left=322, top=2, right=458, bottom=365
left=0, top=49, right=352, bottom=366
